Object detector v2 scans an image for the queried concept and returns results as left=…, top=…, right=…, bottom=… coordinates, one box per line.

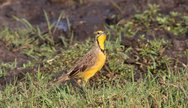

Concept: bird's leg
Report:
left=76, top=79, right=87, bottom=87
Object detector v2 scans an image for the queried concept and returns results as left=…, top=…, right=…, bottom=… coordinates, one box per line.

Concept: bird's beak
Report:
left=94, top=31, right=98, bottom=35
left=94, top=31, right=106, bottom=35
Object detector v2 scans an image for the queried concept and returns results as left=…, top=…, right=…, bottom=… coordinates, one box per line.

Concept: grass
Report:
left=0, top=4, right=188, bottom=107
left=0, top=69, right=187, bottom=107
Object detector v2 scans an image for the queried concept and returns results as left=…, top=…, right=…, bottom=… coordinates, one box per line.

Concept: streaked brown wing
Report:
left=68, top=50, right=97, bottom=78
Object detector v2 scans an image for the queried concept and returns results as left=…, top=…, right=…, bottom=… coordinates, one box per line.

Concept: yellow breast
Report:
left=79, top=51, right=106, bottom=82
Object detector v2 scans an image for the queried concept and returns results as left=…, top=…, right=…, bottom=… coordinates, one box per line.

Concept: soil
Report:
left=0, top=0, right=187, bottom=63
left=0, top=0, right=187, bottom=86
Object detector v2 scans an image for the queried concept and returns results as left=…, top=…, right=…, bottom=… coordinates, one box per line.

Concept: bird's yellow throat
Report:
left=97, top=34, right=107, bottom=51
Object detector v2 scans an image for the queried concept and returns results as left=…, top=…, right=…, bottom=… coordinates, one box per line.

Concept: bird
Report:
left=51, top=30, right=107, bottom=86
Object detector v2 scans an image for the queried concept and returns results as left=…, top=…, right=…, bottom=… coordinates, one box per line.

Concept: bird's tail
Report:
left=49, top=74, right=70, bottom=85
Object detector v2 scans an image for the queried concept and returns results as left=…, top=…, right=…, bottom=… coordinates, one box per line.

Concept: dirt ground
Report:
left=0, top=0, right=187, bottom=87
left=0, top=0, right=187, bottom=67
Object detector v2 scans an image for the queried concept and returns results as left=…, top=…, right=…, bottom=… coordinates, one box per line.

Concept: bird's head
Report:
left=95, top=30, right=107, bottom=42
left=94, top=30, right=107, bottom=50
